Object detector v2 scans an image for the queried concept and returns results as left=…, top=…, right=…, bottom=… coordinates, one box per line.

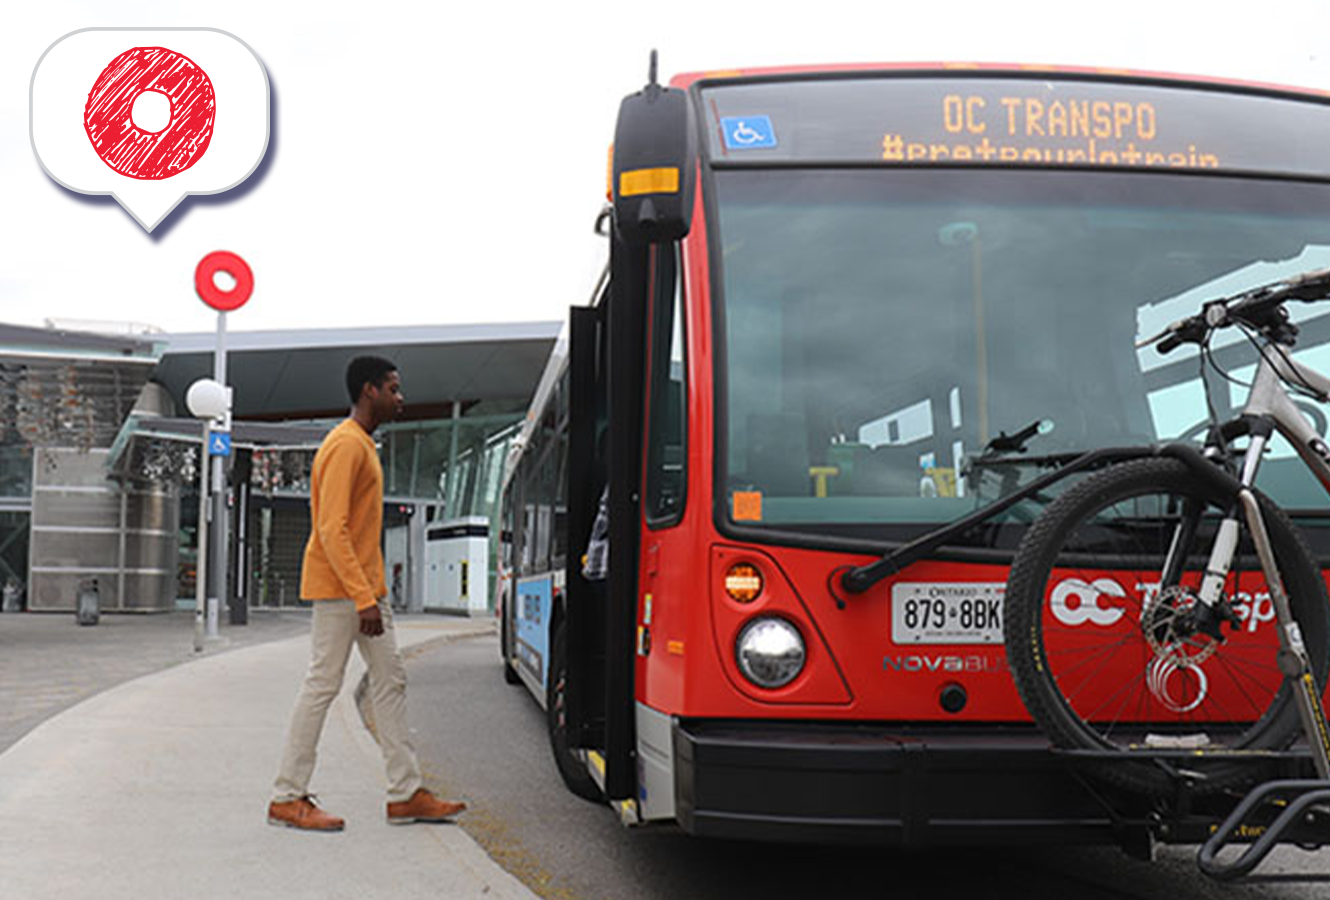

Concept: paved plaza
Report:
left=0, top=609, right=310, bottom=753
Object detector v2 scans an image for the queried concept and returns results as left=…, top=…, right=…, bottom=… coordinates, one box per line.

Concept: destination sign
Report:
left=701, top=76, right=1330, bottom=178
left=884, top=92, right=1216, bottom=170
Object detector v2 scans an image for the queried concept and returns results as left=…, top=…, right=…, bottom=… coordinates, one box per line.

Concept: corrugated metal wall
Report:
left=28, top=448, right=178, bottom=612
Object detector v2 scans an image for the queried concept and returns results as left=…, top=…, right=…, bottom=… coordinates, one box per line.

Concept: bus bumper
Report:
left=673, top=720, right=1132, bottom=847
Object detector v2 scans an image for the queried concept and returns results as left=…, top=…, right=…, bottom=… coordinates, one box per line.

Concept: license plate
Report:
left=891, top=583, right=1004, bottom=645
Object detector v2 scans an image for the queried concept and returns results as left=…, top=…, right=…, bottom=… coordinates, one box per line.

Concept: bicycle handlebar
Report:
left=1139, top=267, right=1330, bottom=355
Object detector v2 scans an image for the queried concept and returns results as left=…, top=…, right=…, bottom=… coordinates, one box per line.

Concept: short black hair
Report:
left=346, top=355, right=398, bottom=404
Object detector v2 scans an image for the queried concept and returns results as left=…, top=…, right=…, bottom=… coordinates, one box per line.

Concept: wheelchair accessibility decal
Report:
left=721, top=115, right=777, bottom=150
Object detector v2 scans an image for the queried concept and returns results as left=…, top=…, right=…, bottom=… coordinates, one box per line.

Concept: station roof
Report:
left=152, top=321, right=563, bottom=419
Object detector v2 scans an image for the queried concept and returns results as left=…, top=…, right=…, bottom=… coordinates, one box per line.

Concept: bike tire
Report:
left=1004, top=457, right=1329, bottom=796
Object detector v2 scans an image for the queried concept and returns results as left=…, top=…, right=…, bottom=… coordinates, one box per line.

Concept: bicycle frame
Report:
left=1187, top=345, right=1330, bottom=609
left=1239, top=345, right=1330, bottom=493
left=1195, top=339, right=1330, bottom=778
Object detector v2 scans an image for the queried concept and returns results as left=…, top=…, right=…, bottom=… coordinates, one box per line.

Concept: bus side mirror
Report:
left=612, top=78, right=696, bottom=245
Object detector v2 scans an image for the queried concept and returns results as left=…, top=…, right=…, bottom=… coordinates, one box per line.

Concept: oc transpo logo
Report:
left=1050, top=577, right=1278, bottom=633
left=31, top=28, right=270, bottom=232
left=1049, top=577, right=1125, bottom=627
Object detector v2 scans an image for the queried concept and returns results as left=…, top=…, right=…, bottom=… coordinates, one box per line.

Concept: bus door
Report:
left=563, top=238, right=651, bottom=803
left=564, top=302, right=608, bottom=755
left=563, top=244, right=650, bottom=800
left=564, top=61, right=697, bottom=803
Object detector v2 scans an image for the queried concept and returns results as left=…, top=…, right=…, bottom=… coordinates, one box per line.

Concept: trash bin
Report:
left=77, top=578, right=100, bottom=626
left=1, top=580, right=20, bottom=613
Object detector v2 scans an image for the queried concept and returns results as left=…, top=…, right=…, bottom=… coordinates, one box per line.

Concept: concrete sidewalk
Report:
left=0, top=615, right=538, bottom=900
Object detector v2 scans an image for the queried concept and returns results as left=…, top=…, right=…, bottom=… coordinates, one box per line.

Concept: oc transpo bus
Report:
left=498, top=60, right=1330, bottom=851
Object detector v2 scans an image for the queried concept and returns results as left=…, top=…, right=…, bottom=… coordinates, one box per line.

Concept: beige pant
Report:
left=272, top=599, right=423, bottom=803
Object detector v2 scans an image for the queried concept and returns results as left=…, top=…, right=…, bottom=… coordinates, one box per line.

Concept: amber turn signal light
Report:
left=724, top=562, right=763, bottom=603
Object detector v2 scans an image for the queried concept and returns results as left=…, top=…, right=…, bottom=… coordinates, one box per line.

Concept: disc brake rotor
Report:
left=1143, top=584, right=1220, bottom=667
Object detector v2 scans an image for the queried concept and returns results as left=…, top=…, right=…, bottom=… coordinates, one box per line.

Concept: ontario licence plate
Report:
left=891, top=583, right=1004, bottom=645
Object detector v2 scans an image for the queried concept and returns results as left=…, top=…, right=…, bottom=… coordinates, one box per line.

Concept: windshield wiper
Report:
left=963, top=419, right=1064, bottom=497
left=838, top=446, right=1147, bottom=595
left=981, top=418, right=1055, bottom=456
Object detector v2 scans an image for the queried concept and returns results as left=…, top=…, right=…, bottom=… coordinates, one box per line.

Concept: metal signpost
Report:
left=188, top=251, right=253, bottom=651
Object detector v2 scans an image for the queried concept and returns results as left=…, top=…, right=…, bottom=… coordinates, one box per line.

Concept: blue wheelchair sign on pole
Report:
left=208, top=432, right=232, bottom=458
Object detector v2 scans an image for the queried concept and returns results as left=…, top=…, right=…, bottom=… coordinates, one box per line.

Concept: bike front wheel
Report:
left=1004, top=457, right=1329, bottom=795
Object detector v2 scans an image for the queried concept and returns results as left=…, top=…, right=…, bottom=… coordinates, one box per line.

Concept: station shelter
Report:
left=0, top=320, right=560, bottom=617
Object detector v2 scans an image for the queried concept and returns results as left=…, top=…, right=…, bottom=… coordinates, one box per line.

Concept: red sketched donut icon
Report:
left=84, top=46, right=215, bottom=180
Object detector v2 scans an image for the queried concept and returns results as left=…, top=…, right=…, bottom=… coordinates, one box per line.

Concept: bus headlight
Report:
left=735, top=617, right=805, bottom=689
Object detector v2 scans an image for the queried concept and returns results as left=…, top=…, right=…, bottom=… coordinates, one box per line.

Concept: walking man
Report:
left=268, top=356, right=466, bottom=831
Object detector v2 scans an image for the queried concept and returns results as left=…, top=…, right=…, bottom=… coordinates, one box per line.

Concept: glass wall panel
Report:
left=379, top=413, right=524, bottom=512
left=0, top=510, right=29, bottom=597
left=0, top=446, right=32, bottom=498
left=373, top=412, right=523, bottom=612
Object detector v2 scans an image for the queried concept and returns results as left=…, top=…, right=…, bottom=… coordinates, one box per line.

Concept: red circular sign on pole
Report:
left=195, top=251, right=253, bottom=312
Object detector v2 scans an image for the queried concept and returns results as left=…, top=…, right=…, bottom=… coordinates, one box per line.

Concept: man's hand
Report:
left=358, top=604, right=384, bottom=637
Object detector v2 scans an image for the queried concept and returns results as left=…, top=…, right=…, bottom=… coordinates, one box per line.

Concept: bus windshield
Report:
left=713, top=167, right=1330, bottom=544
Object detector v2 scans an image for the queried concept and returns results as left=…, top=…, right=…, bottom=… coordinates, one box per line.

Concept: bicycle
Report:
left=1002, top=268, right=1330, bottom=798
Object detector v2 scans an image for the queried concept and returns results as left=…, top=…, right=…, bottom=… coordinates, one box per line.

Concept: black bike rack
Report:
left=1052, top=745, right=1330, bottom=879
left=1198, top=779, right=1330, bottom=880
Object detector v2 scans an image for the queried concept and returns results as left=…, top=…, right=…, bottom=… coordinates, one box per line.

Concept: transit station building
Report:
left=0, top=319, right=560, bottom=617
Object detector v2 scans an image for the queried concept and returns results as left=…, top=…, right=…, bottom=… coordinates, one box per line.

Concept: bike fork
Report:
left=1191, top=432, right=1269, bottom=616
left=1190, top=434, right=1267, bottom=614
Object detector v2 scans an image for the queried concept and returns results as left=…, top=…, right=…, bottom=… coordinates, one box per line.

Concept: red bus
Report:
left=499, top=59, right=1330, bottom=850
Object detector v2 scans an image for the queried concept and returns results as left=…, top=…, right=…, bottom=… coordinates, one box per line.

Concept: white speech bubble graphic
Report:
left=31, top=28, right=269, bottom=232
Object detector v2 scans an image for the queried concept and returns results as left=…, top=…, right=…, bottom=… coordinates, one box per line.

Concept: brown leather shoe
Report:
left=386, top=788, right=466, bottom=824
left=267, top=795, right=345, bottom=832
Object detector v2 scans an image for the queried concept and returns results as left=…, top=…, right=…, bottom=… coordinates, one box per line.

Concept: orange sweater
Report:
left=300, top=419, right=385, bottom=610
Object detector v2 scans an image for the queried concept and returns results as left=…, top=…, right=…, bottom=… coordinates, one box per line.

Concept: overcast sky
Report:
left=5, top=0, right=1330, bottom=335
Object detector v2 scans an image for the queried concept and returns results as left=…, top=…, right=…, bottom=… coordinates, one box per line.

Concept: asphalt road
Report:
left=406, top=633, right=1330, bottom=900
